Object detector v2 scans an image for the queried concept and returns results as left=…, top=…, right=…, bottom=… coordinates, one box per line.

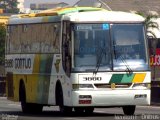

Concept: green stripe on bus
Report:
left=37, top=54, right=46, bottom=103
left=37, top=54, right=53, bottom=104
left=109, top=74, right=124, bottom=83
left=121, top=74, right=135, bottom=83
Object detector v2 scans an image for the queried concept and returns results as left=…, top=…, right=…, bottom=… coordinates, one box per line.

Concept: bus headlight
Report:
left=135, top=94, right=147, bottom=99
left=132, top=83, right=151, bottom=89
left=72, top=84, right=94, bottom=90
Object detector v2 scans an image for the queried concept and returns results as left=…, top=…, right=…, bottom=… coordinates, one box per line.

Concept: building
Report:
left=74, top=0, right=160, bottom=16
left=0, top=9, right=3, bottom=14
left=17, top=0, right=25, bottom=13
left=30, top=2, right=69, bottom=10
left=0, top=0, right=19, bottom=13
left=74, top=0, right=112, bottom=10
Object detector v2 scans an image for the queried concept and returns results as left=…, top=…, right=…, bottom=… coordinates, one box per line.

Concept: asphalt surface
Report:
left=0, top=97, right=160, bottom=120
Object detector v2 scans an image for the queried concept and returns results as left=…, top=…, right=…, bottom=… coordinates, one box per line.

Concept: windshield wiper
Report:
left=93, top=47, right=106, bottom=75
left=113, top=42, right=132, bottom=74
left=113, top=41, right=117, bottom=60
left=119, top=56, right=133, bottom=74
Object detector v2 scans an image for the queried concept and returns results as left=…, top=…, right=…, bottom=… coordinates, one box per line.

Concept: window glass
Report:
left=7, top=23, right=61, bottom=53
left=73, top=23, right=111, bottom=71
left=111, top=24, right=149, bottom=71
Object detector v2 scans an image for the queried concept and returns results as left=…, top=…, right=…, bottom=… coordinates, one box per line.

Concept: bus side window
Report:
left=62, top=21, right=71, bottom=77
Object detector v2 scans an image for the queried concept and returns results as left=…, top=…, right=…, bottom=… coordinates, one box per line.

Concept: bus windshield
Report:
left=73, top=24, right=111, bottom=71
left=112, top=24, right=148, bottom=71
left=72, top=23, right=149, bottom=71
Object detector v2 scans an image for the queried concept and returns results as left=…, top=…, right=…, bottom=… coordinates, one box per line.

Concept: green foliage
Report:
left=136, top=12, right=159, bottom=38
left=144, top=14, right=159, bottom=38
left=0, top=25, right=6, bottom=65
left=0, top=0, right=19, bottom=13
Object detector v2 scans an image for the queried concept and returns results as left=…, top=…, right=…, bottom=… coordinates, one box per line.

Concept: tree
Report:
left=136, top=12, right=159, bottom=55
left=137, top=13, right=160, bottom=80
left=0, top=0, right=19, bottom=13
left=144, top=14, right=159, bottom=38
left=0, top=25, right=6, bottom=65
left=136, top=12, right=159, bottom=38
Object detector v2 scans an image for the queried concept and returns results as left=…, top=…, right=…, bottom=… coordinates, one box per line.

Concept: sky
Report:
left=24, top=0, right=79, bottom=7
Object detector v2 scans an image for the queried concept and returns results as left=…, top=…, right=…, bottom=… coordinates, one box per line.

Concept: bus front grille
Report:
left=94, top=83, right=132, bottom=89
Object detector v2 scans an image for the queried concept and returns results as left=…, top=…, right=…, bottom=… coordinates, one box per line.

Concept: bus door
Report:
left=62, top=21, right=72, bottom=77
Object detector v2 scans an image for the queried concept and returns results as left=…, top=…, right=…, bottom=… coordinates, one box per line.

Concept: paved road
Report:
left=0, top=97, right=160, bottom=120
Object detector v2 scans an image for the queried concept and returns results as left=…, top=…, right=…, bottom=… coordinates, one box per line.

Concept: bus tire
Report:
left=19, top=81, right=29, bottom=113
left=28, top=103, right=43, bottom=113
left=56, top=82, right=72, bottom=114
left=19, top=81, right=43, bottom=113
left=84, top=107, right=94, bottom=114
left=122, top=105, right=136, bottom=115
left=74, top=107, right=85, bottom=113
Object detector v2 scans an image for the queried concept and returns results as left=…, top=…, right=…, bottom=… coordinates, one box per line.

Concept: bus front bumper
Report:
left=71, top=89, right=150, bottom=107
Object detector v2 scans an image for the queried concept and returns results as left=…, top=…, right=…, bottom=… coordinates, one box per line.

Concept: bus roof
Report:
left=64, top=11, right=144, bottom=23
left=8, top=7, right=144, bottom=25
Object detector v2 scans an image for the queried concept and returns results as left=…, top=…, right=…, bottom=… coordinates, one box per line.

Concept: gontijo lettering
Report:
left=5, top=58, right=31, bottom=69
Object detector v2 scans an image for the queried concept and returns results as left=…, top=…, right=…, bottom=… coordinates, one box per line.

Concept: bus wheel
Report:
left=84, top=107, right=94, bottom=114
left=20, top=82, right=43, bottom=113
left=56, top=83, right=72, bottom=114
left=30, top=103, right=43, bottom=113
left=21, top=101, right=29, bottom=113
left=60, top=106, right=72, bottom=114
left=22, top=103, right=43, bottom=113
left=122, top=105, right=136, bottom=115
left=19, top=82, right=29, bottom=113
left=74, top=107, right=85, bottom=114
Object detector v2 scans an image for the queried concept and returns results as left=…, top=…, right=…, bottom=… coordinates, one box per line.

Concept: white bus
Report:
left=5, top=7, right=151, bottom=115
